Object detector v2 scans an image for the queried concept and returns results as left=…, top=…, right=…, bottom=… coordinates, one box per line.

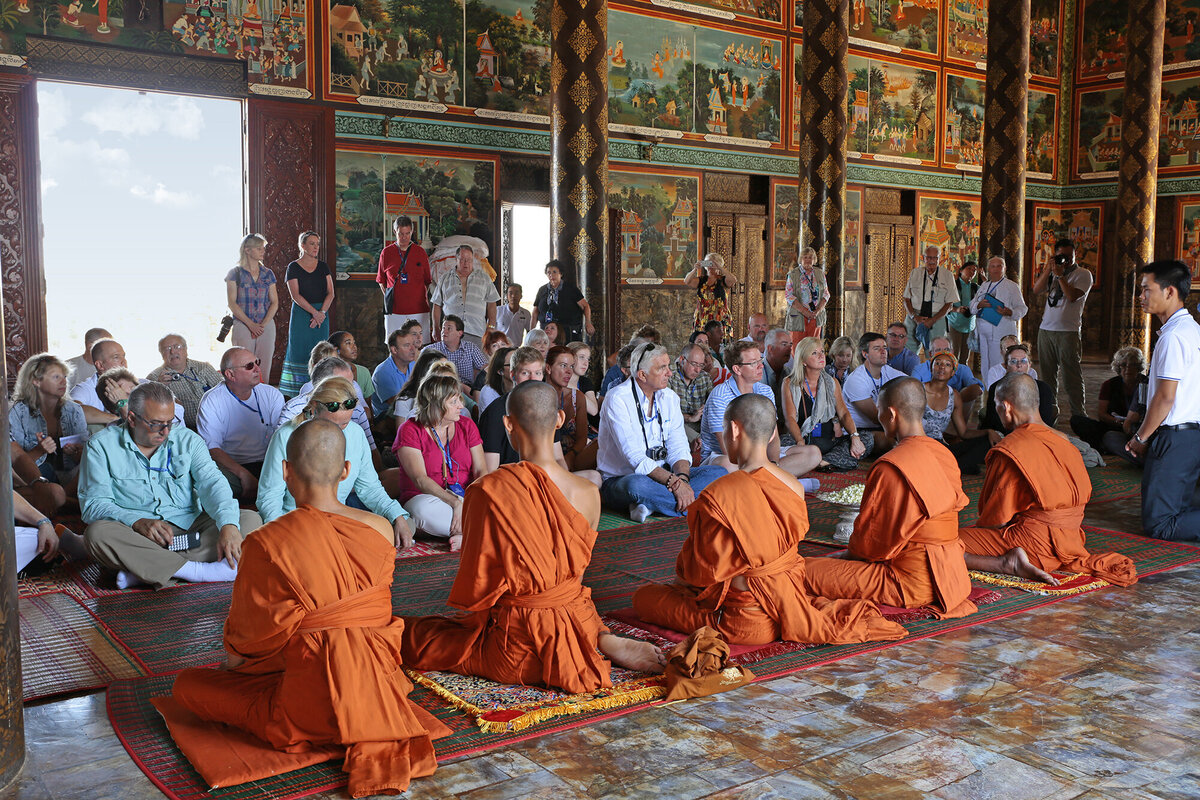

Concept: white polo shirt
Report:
left=197, top=383, right=285, bottom=463
left=843, top=363, right=907, bottom=430
left=1039, top=268, right=1094, bottom=332
left=1149, top=307, right=1200, bottom=427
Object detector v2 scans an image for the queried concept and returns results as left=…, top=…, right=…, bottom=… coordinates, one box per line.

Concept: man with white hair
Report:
left=903, top=245, right=957, bottom=354
left=970, top=255, right=1028, bottom=381
left=430, top=244, right=499, bottom=347
left=597, top=342, right=726, bottom=522
left=148, top=334, right=222, bottom=429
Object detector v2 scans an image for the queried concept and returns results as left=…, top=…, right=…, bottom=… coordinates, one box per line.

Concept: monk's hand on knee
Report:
left=133, top=518, right=174, bottom=547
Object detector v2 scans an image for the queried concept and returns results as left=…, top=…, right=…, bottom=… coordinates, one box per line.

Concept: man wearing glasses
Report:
left=147, top=334, right=222, bottom=429
left=198, top=347, right=285, bottom=501
left=79, top=382, right=261, bottom=589
left=982, top=343, right=1058, bottom=434
left=668, top=342, right=714, bottom=444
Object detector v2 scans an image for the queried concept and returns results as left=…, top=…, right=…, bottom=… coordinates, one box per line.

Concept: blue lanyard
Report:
left=428, top=426, right=457, bottom=483
left=146, top=442, right=176, bottom=479
left=227, top=385, right=264, bottom=425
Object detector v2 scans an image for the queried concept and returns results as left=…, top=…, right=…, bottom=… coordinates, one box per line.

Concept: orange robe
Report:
left=172, top=506, right=438, bottom=798
left=401, top=462, right=612, bottom=694
left=959, top=423, right=1137, bottom=586
left=804, top=435, right=977, bottom=619
left=632, top=469, right=907, bottom=645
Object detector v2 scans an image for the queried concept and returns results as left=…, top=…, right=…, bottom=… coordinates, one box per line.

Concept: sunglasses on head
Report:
left=320, top=397, right=358, bottom=412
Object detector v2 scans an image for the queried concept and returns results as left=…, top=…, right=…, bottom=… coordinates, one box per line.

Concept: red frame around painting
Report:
left=1174, top=195, right=1200, bottom=288
left=1030, top=201, right=1104, bottom=285
left=609, top=163, right=703, bottom=286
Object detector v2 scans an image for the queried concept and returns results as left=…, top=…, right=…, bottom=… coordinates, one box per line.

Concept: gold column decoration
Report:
left=980, top=0, right=1030, bottom=280
left=1114, top=0, right=1166, bottom=352
left=550, top=0, right=608, bottom=348
left=798, top=0, right=849, bottom=335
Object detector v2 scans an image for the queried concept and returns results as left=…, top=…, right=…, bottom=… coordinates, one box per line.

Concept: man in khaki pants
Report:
left=79, top=382, right=260, bottom=589
left=1032, top=238, right=1093, bottom=418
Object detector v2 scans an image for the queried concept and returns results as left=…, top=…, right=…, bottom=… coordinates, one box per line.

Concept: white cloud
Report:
left=81, top=93, right=205, bottom=140
left=37, top=88, right=70, bottom=138
left=130, top=182, right=196, bottom=207
left=41, top=177, right=58, bottom=194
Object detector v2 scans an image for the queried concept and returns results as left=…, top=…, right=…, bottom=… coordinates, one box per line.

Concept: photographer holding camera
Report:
left=597, top=342, right=726, bottom=523
left=1033, top=238, right=1093, bottom=418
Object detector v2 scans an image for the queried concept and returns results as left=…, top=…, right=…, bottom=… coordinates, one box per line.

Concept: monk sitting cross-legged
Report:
left=633, top=393, right=907, bottom=645
left=960, top=373, right=1138, bottom=587
left=804, top=377, right=978, bottom=619
left=171, top=418, right=441, bottom=797
left=402, top=380, right=664, bottom=694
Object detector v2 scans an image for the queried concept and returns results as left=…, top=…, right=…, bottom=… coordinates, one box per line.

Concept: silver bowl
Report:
left=816, top=495, right=860, bottom=544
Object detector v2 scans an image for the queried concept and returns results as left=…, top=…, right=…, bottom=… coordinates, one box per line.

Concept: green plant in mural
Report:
left=0, top=0, right=20, bottom=31
left=127, top=29, right=185, bottom=53
left=31, top=0, right=60, bottom=36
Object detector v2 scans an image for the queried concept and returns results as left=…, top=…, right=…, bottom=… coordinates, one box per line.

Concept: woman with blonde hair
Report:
left=784, top=246, right=830, bottom=343
left=781, top=337, right=869, bottom=471
left=280, top=230, right=335, bottom=396
left=393, top=373, right=486, bottom=550
left=256, top=376, right=414, bottom=546
left=225, top=233, right=280, bottom=380
left=684, top=252, right=736, bottom=332
left=824, top=336, right=856, bottom=384
left=10, top=353, right=88, bottom=494
left=566, top=340, right=599, bottom=417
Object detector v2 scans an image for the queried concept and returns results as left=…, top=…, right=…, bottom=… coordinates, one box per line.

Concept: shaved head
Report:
left=286, top=418, right=346, bottom=485
left=994, top=372, right=1040, bottom=411
left=878, top=377, right=927, bottom=423
left=725, top=393, right=777, bottom=443
left=505, top=380, right=560, bottom=434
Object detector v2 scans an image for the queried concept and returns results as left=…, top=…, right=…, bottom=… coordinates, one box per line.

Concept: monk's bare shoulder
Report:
left=762, top=464, right=808, bottom=501
left=539, top=462, right=601, bottom=529
left=336, top=505, right=395, bottom=544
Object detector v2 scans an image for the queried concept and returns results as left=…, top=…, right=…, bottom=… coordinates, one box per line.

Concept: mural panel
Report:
left=608, top=166, right=700, bottom=284
left=1178, top=199, right=1200, bottom=286
left=944, top=0, right=1059, bottom=76
left=326, top=0, right=463, bottom=106
left=464, top=0, right=550, bottom=117
left=334, top=146, right=496, bottom=273
left=943, top=71, right=983, bottom=168
left=1077, top=73, right=1200, bottom=176
left=1027, top=88, right=1057, bottom=178
left=1078, top=0, right=1200, bottom=81
left=845, top=186, right=862, bottom=288
left=769, top=178, right=798, bottom=287
left=917, top=192, right=981, bottom=272
left=1029, top=0, right=1061, bottom=79
left=698, top=0, right=783, bottom=26
left=846, top=54, right=938, bottom=164
left=693, top=22, right=783, bottom=142
left=844, top=0, right=938, bottom=57
left=1032, top=203, right=1102, bottom=282
left=1074, top=85, right=1123, bottom=176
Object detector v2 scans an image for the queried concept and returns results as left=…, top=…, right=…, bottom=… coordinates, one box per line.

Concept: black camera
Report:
left=1052, top=253, right=1077, bottom=274
left=646, top=445, right=668, bottom=462
left=217, top=315, right=235, bottom=342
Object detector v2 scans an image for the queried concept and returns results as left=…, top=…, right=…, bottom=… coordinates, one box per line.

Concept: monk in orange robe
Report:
left=804, top=377, right=978, bottom=619
left=172, top=419, right=440, bottom=797
left=633, top=393, right=907, bottom=645
left=402, top=381, right=663, bottom=693
left=960, top=373, right=1138, bottom=587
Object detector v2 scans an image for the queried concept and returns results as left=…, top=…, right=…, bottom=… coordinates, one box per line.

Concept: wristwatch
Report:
left=1134, top=432, right=1148, bottom=445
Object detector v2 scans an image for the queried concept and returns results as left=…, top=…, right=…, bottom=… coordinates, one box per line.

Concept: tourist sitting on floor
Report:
left=97, top=368, right=186, bottom=429
left=279, top=355, right=379, bottom=469
left=328, top=330, right=375, bottom=408
left=171, top=418, right=441, bottom=797
left=825, top=336, right=855, bottom=385
left=79, top=382, right=262, bottom=589
left=259, top=376, right=412, bottom=548
left=546, top=345, right=594, bottom=472
left=371, top=321, right=421, bottom=417
left=424, top=314, right=488, bottom=391
left=402, top=380, right=664, bottom=692
left=147, top=334, right=222, bottom=430
left=922, top=351, right=998, bottom=475
left=13, top=488, right=87, bottom=572
left=10, top=354, right=88, bottom=499
left=1070, top=345, right=1148, bottom=460
left=475, top=346, right=514, bottom=414
left=596, top=342, right=727, bottom=522
left=910, top=335, right=984, bottom=414
left=66, top=327, right=110, bottom=392
left=542, top=321, right=562, bottom=347
left=393, top=373, right=486, bottom=550
left=566, top=341, right=599, bottom=418
left=886, top=322, right=920, bottom=375
left=11, top=440, right=66, bottom=517
left=393, top=354, right=474, bottom=422
left=197, top=347, right=285, bottom=502
left=983, top=344, right=1057, bottom=433
left=69, top=338, right=128, bottom=425
left=843, top=332, right=908, bottom=453
left=984, top=335, right=1039, bottom=389
left=470, top=330, right=512, bottom=396
left=782, top=337, right=871, bottom=472
left=599, top=337, right=647, bottom=403
left=522, top=327, right=551, bottom=360
left=760, top=329, right=793, bottom=409
left=669, top=342, right=714, bottom=444
left=701, top=319, right=725, bottom=366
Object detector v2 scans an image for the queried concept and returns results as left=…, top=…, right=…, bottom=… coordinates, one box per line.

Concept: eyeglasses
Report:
left=132, top=413, right=175, bottom=433
left=320, top=397, right=358, bottom=412
left=1007, top=358, right=1031, bottom=366
left=685, top=360, right=707, bottom=369
left=232, top=359, right=261, bottom=372
left=734, top=360, right=763, bottom=368
left=164, top=343, right=185, bottom=352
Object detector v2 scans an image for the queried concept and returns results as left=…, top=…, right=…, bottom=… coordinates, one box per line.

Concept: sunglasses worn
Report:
left=233, top=359, right=261, bottom=372
left=321, top=397, right=358, bottom=412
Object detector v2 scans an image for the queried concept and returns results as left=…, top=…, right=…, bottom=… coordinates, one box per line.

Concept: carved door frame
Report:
left=704, top=201, right=766, bottom=340
left=863, top=214, right=914, bottom=335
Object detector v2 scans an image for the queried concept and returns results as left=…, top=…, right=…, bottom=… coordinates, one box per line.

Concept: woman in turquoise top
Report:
left=256, top=376, right=413, bottom=548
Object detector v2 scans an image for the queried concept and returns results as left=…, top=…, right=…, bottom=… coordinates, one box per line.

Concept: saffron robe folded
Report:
left=172, top=506, right=440, bottom=798
left=959, top=423, right=1137, bottom=586
left=632, top=469, right=907, bottom=645
left=805, top=435, right=978, bottom=619
left=401, top=462, right=613, bottom=694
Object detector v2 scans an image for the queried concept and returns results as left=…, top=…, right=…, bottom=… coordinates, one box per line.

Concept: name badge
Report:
left=448, top=483, right=465, bottom=497
left=399, top=271, right=409, bottom=284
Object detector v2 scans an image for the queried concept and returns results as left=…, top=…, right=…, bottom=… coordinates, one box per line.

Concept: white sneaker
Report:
left=800, top=478, right=821, bottom=494
left=630, top=503, right=652, bottom=524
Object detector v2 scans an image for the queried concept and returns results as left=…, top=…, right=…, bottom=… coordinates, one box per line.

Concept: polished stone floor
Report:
left=7, top=360, right=1199, bottom=800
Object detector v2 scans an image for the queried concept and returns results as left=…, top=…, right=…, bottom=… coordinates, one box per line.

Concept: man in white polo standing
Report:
left=1033, top=238, right=1093, bottom=418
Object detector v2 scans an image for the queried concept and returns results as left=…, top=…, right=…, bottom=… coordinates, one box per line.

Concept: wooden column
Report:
left=1113, top=0, right=1166, bottom=352
left=549, top=0, right=608, bottom=348
left=0, top=268, right=24, bottom=788
left=798, top=0, right=849, bottom=335
left=979, top=0, right=1030, bottom=280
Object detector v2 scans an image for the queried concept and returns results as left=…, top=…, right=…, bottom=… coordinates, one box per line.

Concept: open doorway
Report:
left=37, top=82, right=244, bottom=376
left=505, top=203, right=550, bottom=320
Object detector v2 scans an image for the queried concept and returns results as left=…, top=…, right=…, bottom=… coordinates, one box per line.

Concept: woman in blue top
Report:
left=9, top=354, right=88, bottom=495
left=225, top=233, right=280, bottom=382
left=278, top=230, right=335, bottom=396
left=256, top=376, right=414, bottom=548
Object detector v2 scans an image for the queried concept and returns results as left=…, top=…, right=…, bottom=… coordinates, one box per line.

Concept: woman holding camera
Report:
left=969, top=255, right=1028, bottom=381
left=685, top=252, right=736, bottom=333
left=225, top=233, right=279, bottom=380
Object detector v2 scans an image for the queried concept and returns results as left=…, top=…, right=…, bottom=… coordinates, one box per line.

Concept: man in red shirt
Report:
left=377, top=215, right=432, bottom=344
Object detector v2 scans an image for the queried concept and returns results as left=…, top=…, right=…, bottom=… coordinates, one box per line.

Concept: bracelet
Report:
left=674, top=472, right=690, bottom=483
left=116, top=399, right=128, bottom=409
left=33, top=517, right=51, bottom=528
left=1134, top=433, right=1148, bottom=445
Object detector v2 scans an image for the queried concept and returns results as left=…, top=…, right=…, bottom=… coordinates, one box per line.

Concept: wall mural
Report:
left=943, top=71, right=983, bottom=167
left=607, top=9, right=783, bottom=144
left=1027, top=88, right=1057, bottom=178
left=845, top=0, right=939, bottom=57
left=769, top=178, right=798, bottom=287
left=846, top=54, right=938, bottom=164
left=1078, top=0, right=1200, bottom=81
left=0, top=0, right=312, bottom=93
left=703, top=0, right=783, bottom=27
left=325, top=0, right=463, bottom=106
left=333, top=146, right=496, bottom=273
left=1029, top=0, right=1061, bottom=79
left=944, top=0, right=1060, bottom=77
left=464, top=0, right=550, bottom=117
left=1032, top=203, right=1102, bottom=282
left=1077, top=73, right=1200, bottom=177
left=845, top=186, right=862, bottom=288
left=917, top=192, right=980, bottom=272
left=608, top=166, right=701, bottom=284
left=1178, top=199, right=1200, bottom=286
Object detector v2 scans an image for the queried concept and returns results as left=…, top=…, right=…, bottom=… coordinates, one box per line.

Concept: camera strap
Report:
left=632, top=381, right=664, bottom=453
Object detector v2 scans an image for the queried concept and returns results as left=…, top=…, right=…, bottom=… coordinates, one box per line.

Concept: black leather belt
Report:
left=1159, top=423, right=1200, bottom=432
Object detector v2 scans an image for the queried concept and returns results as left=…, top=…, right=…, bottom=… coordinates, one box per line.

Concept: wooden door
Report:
left=863, top=216, right=914, bottom=334
left=704, top=209, right=766, bottom=338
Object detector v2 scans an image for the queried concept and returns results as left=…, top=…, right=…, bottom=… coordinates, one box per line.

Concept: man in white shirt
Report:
left=70, top=338, right=128, bottom=426
left=597, top=343, right=727, bottom=523
left=1033, top=238, right=1094, bottom=417
left=842, top=332, right=907, bottom=452
left=278, top=356, right=380, bottom=469
left=66, top=327, right=111, bottom=392
left=497, top=283, right=532, bottom=344
left=970, top=255, right=1029, bottom=380
left=1126, top=260, right=1200, bottom=542
left=197, top=347, right=285, bottom=501
left=430, top=245, right=500, bottom=346
left=903, top=246, right=958, bottom=355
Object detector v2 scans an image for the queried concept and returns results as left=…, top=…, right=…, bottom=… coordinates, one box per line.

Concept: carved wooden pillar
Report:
left=1114, top=0, right=1166, bottom=352
left=0, top=75, right=48, bottom=385
left=247, top=100, right=333, bottom=385
left=549, top=0, right=608, bottom=349
left=798, top=0, right=849, bottom=336
left=980, top=0, right=1030, bottom=279
left=0, top=271, right=24, bottom=788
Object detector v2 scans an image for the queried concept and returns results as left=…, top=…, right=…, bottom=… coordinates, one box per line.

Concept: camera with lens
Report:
left=217, top=315, right=235, bottom=342
left=1052, top=253, right=1076, bottom=274
left=700, top=258, right=714, bottom=270
left=646, top=445, right=668, bottom=462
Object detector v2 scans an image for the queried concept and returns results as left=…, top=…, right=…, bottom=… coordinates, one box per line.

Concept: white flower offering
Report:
left=817, top=483, right=866, bottom=508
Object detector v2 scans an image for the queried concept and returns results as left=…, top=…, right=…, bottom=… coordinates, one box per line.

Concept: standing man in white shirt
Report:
left=198, top=347, right=285, bottom=501
left=66, top=327, right=111, bottom=392
left=1126, top=260, right=1200, bottom=542
left=970, top=255, right=1029, bottom=381
left=497, top=283, right=532, bottom=344
left=1033, top=238, right=1094, bottom=417
left=903, top=246, right=958, bottom=355
left=842, top=332, right=907, bottom=452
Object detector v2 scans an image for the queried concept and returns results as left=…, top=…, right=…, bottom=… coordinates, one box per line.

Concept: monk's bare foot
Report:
left=1000, top=547, right=1059, bottom=586
left=598, top=633, right=666, bottom=674
left=448, top=535, right=463, bottom=553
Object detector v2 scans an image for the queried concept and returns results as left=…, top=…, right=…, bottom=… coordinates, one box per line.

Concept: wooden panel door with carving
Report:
left=703, top=210, right=766, bottom=338
left=863, top=218, right=913, bottom=335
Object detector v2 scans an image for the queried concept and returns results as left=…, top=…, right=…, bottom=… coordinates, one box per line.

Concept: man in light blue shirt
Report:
left=371, top=323, right=420, bottom=416
left=885, top=322, right=920, bottom=375
left=80, top=383, right=261, bottom=589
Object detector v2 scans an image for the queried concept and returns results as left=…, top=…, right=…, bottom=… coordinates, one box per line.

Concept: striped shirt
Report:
left=699, top=379, right=775, bottom=458
left=430, top=268, right=500, bottom=338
